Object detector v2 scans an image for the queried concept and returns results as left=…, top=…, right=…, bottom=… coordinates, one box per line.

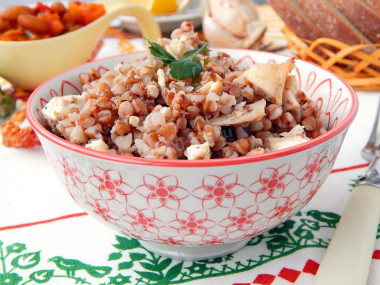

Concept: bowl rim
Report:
left=26, top=48, right=359, bottom=168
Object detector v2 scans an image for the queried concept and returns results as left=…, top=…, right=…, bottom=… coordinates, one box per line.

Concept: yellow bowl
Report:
left=0, top=0, right=162, bottom=90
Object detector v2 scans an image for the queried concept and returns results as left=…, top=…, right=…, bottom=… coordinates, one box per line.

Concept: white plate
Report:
left=120, top=0, right=202, bottom=35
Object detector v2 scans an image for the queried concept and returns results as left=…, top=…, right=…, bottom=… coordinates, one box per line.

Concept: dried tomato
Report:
left=1, top=109, right=40, bottom=148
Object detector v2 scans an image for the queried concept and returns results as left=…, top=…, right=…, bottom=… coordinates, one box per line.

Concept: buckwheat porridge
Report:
left=42, top=21, right=326, bottom=160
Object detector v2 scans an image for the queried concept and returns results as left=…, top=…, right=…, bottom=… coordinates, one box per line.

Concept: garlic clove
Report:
left=202, top=16, right=245, bottom=48
left=208, top=0, right=260, bottom=38
left=242, top=20, right=267, bottom=48
left=201, top=0, right=267, bottom=49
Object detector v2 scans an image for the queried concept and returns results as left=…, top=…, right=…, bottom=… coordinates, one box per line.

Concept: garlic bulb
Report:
left=202, top=0, right=267, bottom=49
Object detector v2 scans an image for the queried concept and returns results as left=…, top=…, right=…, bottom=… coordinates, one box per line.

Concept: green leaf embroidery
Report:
left=108, top=273, right=131, bottom=284
left=157, top=259, right=171, bottom=271
left=29, top=269, right=54, bottom=283
left=6, top=243, right=26, bottom=255
left=186, top=262, right=208, bottom=275
left=266, top=236, right=288, bottom=250
left=129, top=252, right=146, bottom=261
left=165, top=261, right=183, bottom=281
left=108, top=252, right=122, bottom=261
left=0, top=272, right=22, bottom=284
left=113, top=236, right=140, bottom=250
left=300, top=219, right=320, bottom=230
left=139, top=261, right=158, bottom=271
left=135, top=270, right=162, bottom=281
left=11, top=251, right=40, bottom=269
left=248, top=234, right=264, bottom=246
left=305, top=210, right=340, bottom=227
left=268, top=220, right=296, bottom=234
left=294, top=228, right=314, bottom=240
left=118, top=261, right=133, bottom=270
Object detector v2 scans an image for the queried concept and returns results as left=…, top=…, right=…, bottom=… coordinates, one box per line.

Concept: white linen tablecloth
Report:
left=1, top=6, right=380, bottom=285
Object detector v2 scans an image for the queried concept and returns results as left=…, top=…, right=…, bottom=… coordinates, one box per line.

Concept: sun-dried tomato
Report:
left=1, top=109, right=40, bottom=148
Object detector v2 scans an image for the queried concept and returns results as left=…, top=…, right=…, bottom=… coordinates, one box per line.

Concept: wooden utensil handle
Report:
left=313, top=184, right=380, bottom=285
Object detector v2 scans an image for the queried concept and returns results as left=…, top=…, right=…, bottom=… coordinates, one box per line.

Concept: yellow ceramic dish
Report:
left=0, top=0, right=162, bottom=91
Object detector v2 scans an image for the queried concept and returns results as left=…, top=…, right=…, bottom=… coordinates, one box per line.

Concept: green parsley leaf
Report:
left=169, top=61, right=203, bottom=80
left=147, top=39, right=209, bottom=80
left=146, top=39, right=176, bottom=66
left=181, top=43, right=210, bottom=62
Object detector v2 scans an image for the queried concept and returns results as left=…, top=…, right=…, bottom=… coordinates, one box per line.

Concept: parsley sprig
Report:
left=147, top=39, right=210, bottom=80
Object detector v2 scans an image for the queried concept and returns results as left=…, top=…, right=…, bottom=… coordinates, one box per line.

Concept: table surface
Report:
left=1, top=3, right=380, bottom=285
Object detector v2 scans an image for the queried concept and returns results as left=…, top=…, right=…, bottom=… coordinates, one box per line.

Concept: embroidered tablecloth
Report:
left=1, top=5, right=380, bottom=285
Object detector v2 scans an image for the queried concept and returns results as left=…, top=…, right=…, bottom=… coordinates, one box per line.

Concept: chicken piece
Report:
left=184, top=141, right=211, bottom=160
left=42, top=94, right=86, bottom=133
left=85, top=138, right=117, bottom=153
left=266, top=125, right=310, bottom=151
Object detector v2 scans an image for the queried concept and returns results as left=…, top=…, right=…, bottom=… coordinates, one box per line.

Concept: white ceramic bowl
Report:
left=26, top=49, right=358, bottom=261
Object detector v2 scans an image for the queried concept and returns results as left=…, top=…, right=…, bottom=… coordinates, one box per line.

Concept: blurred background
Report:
left=0, top=0, right=269, bottom=8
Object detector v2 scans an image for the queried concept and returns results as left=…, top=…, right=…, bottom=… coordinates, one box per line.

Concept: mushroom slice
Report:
left=243, top=59, right=294, bottom=106
left=282, top=75, right=300, bottom=111
left=208, top=98, right=266, bottom=126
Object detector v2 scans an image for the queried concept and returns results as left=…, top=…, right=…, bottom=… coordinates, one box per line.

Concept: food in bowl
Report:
left=41, top=21, right=326, bottom=160
left=0, top=1, right=105, bottom=41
